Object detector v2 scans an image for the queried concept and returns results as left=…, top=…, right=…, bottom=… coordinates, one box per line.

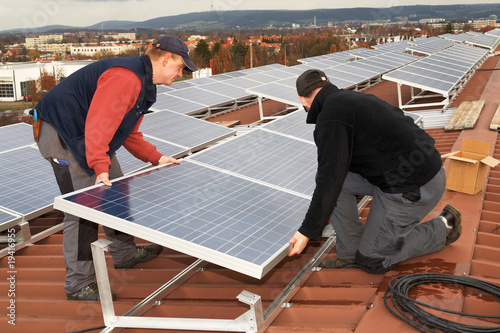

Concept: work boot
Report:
left=114, top=244, right=163, bottom=269
left=319, top=258, right=359, bottom=269
left=67, top=281, right=116, bottom=301
left=441, top=204, right=462, bottom=245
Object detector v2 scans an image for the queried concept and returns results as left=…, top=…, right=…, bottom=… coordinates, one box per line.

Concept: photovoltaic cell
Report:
left=189, top=129, right=317, bottom=196
left=54, top=161, right=311, bottom=279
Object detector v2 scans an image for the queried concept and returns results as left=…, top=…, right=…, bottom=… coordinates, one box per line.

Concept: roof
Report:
left=1, top=52, right=500, bottom=333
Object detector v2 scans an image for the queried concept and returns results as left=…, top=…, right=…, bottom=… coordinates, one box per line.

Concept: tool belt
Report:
left=32, top=109, right=41, bottom=142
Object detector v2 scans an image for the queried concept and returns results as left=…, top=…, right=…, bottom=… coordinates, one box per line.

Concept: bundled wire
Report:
left=383, top=273, right=500, bottom=333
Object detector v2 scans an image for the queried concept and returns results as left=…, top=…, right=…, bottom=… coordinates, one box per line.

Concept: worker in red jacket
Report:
left=32, top=35, right=197, bottom=300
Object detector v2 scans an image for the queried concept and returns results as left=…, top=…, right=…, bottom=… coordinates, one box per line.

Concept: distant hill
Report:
left=3, top=4, right=500, bottom=33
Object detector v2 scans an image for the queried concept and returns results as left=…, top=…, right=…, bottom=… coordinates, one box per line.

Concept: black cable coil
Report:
left=383, top=272, right=500, bottom=333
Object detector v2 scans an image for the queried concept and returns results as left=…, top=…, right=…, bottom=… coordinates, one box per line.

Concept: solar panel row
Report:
left=383, top=43, right=490, bottom=95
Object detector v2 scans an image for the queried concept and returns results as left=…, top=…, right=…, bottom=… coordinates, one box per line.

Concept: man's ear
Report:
left=163, top=53, right=172, bottom=65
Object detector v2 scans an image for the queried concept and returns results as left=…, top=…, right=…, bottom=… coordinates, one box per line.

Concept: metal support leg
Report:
left=91, top=236, right=335, bottom=333
left=91, top=239, right=117, bottom=327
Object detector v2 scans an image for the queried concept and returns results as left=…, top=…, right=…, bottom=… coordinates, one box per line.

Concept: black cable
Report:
left=68, top=325, right=105, bottom=333
left=491, top=225, right=500, bottom=234
left=383, top=273, right=500, bottom=333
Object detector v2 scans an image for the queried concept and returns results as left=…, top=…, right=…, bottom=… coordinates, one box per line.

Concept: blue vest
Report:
left=35, top=56, right=157, bottom=176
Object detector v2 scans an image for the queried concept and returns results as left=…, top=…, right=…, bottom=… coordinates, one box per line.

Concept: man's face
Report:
left=154, top=54, right=185, bottom=85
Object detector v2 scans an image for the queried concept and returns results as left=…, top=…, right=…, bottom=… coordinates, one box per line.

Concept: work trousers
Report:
left=330, top=168, right=447, bottom=274
left=36, top=120, right=136, bottom=294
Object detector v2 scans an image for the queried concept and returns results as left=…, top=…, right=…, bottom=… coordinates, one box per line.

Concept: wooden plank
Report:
left=490, top=103, right=500, bottom=131
left=463, top=100, right=485, bottom=129
left=445, top=101, right=470, bottom=131
left=214, top=120, right=241, bottom=128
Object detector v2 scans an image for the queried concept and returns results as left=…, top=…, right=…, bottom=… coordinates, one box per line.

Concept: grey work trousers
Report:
left=36, top=120, right=136, bottom=294
left=330, top=168, right=447, bottom=274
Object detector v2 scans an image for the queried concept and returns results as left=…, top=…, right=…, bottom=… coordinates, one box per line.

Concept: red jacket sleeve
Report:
left=85, top=67, right=161, bottom=176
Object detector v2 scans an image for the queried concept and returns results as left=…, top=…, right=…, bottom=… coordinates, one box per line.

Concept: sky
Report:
left=1, top=0, right=500, bottom=31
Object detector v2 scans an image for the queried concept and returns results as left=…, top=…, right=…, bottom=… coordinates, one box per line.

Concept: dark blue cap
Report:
left=155, top=35, right=198, bottom=72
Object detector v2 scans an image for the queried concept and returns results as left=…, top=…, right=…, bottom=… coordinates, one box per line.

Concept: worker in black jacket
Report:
left=288, top=69, right=462, bottom=274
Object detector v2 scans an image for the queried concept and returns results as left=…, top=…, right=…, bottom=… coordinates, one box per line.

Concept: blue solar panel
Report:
left=0, top=123, right=35, bottom=153
left=54, top=161, right=310, bottom=278
left=261, top=110, right=313, bottom=143
left=0, top=146, right=60, bottom=219
left=114, top=135, right=189, bottom=175
left=189, top=129, right=316, bottom=197
left=139, top=111, right=236, bottom=152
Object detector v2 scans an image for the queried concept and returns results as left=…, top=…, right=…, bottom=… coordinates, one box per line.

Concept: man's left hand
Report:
left=288, top=231, right=310, bottom=256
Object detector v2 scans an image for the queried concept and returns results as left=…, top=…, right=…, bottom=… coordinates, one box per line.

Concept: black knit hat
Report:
left=296, top=69, right=329, bottom=96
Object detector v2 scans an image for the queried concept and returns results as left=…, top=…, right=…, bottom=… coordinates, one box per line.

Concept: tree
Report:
left=211, top=48, right=233, bottom=74
left=445, top=22, right=454, bottom=34
left=34, top=69, right=58, bottom=101
left=193, top=39, right=212, bottom=68
left=244, top=44, right=259, bottom=68
left=27, top=49, right=40, bottom=61
left=94, top=49, right=115, bottom=60
left=212, top=42, right=221, bottom=55
left=231, top=40, right=247, bottom=71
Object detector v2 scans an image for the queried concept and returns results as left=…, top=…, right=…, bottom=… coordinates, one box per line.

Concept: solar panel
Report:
left=54, top=161, right=311, bottom=279
left=152, top=93, right=206, bottom=114
left=0, top=123, right=35, bottom=153
left=246, top=81, right=301, bottom=106
left=0, top=146, right=60, bottom=219
left=383, top=44, right=489, bottom=95
left=114, top=135, right=189, bottom=175
left=260, top=109, right=313, bottom=142
left=188, top=129, right=317, bottom=196
left=167, top=86, right=235, bottom=108
left=197, top=81, right=253, bottom=100
left=139, top=110, right=236, bottom=151
left=485, top=28, right=500, bottom=38
left=440, top=33, right=473, bottom=43
left=465, top=34, right=500, bottom=50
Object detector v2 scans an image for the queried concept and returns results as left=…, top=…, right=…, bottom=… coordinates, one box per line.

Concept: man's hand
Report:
left=288, top=231, right=310, bottom=256
left=95, top=172, right=112, bottom=186
left=158, top=156, right=180, bottom=165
